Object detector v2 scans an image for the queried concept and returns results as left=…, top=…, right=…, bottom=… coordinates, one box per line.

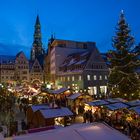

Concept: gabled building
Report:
left=57, top=46, right=109, bottom=97
left=0, top=55, right=15, bottom=83
left=15, top=51, right=29, bottom=81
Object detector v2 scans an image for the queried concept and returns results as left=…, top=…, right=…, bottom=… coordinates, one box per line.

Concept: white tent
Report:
left=13, top=123, right=130, bottom=140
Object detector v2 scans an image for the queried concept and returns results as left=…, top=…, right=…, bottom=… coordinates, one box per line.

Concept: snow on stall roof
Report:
left=104, top=102, right=129, bottom=111
left=129, top=106, right=140, bottom=115
left=87, top=100, right=109, bottom=106
left=125, top=100, right=140, bottom=107
left=31, top=104, right=50, bottom=112
left=105, top=98, right=124, bottom=103
left=40, top=107, right=73, bottom=119
left=67, top=93, right=81, bottom=100
left=53, top=88, right=69, bottom=94
left=42, top=88, right=69, bottom=95
left=13, top=123, right=130, bottom=140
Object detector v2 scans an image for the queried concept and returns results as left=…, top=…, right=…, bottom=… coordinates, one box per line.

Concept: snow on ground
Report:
left=13, top=123, right=130, bottom=140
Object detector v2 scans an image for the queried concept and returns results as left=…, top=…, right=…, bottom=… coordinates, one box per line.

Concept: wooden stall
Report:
left=26, top=104, right=50, bottom=126
left=32, top=107, right=73, bottom=128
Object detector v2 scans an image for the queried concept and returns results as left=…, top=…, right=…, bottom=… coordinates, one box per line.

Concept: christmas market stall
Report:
left=26, top=104, right=50, bottom=128
left=40, top=88, right=71, bottom=106
left=84, top=100, right=109, bottom=121
left=32, top=107, right=73, bottom=128
left=67, top=92, right=92, bottom=114
left=103, top=102, right=130, bottom=130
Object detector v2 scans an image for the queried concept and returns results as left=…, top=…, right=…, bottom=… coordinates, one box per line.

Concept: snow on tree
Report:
left=108, top=10, right=140, bottom=99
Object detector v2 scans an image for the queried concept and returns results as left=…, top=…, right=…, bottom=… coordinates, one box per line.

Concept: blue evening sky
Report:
left=0, top=0, right=140, bottom=57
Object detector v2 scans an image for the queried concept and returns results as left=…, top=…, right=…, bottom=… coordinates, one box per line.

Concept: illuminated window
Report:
left=105, top=75, right=108, bottom=80
left=67, top=76, right=70, bottom=81
left=99, top=75, right=102, bottom=80
left=79, top=75, right=82, bottom=81
left=87, top=75, right=91, bottom=80
left=72, top=76, right=75, bottom=81
left=93, top=75, right=97, bottom=80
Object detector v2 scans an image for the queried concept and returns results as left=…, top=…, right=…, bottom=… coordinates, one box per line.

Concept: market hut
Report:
left=103, top=102, right=130, bottom=127
left=128, top=106, right=140, bottom=125
left=84, top=100, right=109, bottom=121
left=32, top=107, right=73, bottom=128
left=67, top=93, right=92, bottom=114
left=26, top=104, right=50, bottom=126
left=40, top=88, right=71, bottom=105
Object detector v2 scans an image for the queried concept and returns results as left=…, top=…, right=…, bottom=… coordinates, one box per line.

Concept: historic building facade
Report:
left=0, top=55, right=15, bottom=83
left=0, top=15, right=44, bottom=84
left=45, top=39, right=109, bottom=96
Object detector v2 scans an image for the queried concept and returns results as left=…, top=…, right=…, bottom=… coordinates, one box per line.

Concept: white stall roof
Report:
left=53, top=88, right=69, bottom=94
left=104, top=102, right=129, bottom=111
left=125, top=100, right=140, bottom=107
left=67, top=93, right=81, bottom=100
left=105, top=98, right=125, bottom=103
left=39, top=107, right=73, bottom=119
left=13, top=123, right=130, bottom=140
left=31, top=104, right=50, bottom=112
left=130, top=106, right=140, bottom=115
left=0, top=133, right=4, bottom=140
left=87, top=100, right=109, bottom=106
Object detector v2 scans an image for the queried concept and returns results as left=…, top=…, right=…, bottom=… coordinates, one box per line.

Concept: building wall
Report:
left=50, top=46, right=86, bottom=82
left=0, top=64, right=15, bottom=83
left=15, top=52, right=29, bottom=81
left=30, top=59, right=43, bottom=83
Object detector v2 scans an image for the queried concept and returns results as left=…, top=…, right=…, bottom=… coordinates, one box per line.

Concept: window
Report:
left=99, top=75, right=102, bottom=80
left=105, top=75, right=108, bottom=80
left=87, top=75, right=91, bottom=80
left=72, top=76, right=75, bottom=81
left=79, top=75, right=82, bottom=81
left=67, top=76, right=70, bottom=81
left=93, top=75, right=97, bottom=80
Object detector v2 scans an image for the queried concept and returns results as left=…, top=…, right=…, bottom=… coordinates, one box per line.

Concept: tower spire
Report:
left=30, top=15, right=45, bottom=60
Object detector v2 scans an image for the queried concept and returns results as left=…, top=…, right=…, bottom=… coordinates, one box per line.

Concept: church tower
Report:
left=30, top=15, right=45, bottom=60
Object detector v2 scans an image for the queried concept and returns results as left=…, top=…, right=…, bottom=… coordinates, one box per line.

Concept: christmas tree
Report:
left=108, top=10, right=140, bottom=100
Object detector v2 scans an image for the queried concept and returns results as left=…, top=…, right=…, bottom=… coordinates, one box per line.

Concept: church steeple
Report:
left=31, top=15, right=44, bottom=61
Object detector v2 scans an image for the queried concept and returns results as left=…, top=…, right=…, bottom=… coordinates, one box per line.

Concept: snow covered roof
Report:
left=31, top=104, right=50, bottom=112
left=105, top=98, right=125, bottom=103
left=59, top=51, right=90, bottom=72
left=87, top=100, right=109, bottom=106
left=13, top=123, right=130, bottom=140
left=42, top=88, right=69, bottom=95
left=53, top=88, right=69, bottom=94
left=39, top=107, right=73, bottom=119
left=104, top=102, right=129, bottom=111
left=129, top=106, right=140, bottom=115
left=125, top=100, right=140, bottom=107
left=67, top=93, right=81, bottom=100
left=0, top=55, right=15, bottom=64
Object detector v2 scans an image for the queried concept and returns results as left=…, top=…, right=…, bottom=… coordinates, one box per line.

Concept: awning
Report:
left=129, top=106, right=140, bottom=115
left=105, top=98, right=125, bottom=103
left=41, top=88, right=69, bottom=95
left=67, top=93, right=81, bottom=100
left=104, top=102, right=129, bottom=111
left=125, top=100, right=140, bottom=107
left=39, top=107, right=73, bottom=119
left=87, top=100, right=109, bottom=106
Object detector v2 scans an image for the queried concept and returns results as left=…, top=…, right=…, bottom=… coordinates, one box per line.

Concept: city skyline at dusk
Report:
left=0, top=0, right=140, bottom=57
